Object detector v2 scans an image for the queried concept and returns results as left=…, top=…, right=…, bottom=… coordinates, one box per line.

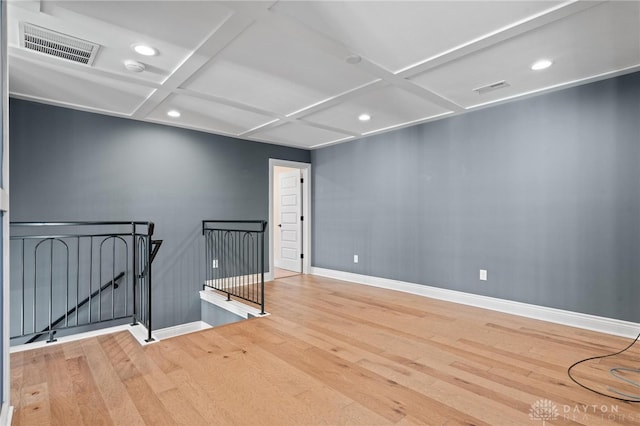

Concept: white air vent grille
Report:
left=20, top=23, right=100, bottom=66
left=473, top=80, right=510, bottom=95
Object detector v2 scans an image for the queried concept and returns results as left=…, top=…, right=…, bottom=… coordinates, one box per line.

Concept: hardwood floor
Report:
left=274, top=267, right=300, bottom=279
left=11, top=274, right=640, bottom=425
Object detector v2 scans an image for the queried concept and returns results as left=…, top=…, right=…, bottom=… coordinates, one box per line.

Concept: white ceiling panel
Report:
left=7, top=1, right=640, bottom=149
left=271, top=1, right=564, bottom=73
left=252, top=122, right=352, bottom=148
left=303, top=86, right=452, bottom=135
left=9, top=56, right=153, bottom=115
left=8, top=1, right=230, bottom=85
left=147, top=94, right=277, bottom=136
left=410, top=1, right=640, bottom=108
left=182, top=21, right=377, bottom=116
left=43, top=1, right=234, bottom=50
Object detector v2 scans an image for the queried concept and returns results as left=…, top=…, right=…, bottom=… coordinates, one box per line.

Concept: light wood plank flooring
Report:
left=274, top=267, right=300, bottom=279
left=11, top=274, right=640, bottom=425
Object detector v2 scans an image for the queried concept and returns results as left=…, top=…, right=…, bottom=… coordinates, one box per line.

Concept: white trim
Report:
left=1, top=211, right=8, bottom=407
left=10, top=323, right=153, bottom=353
left=268, top=159, right=311, bottom=277
left=311, top=267, right=640, bottom=339
left=10, top=319, right=219, bottom=353
left=1, top=0, right=10, bottom=415
left=0, top=403, right=12, bottom=426
left=152, top=321, right=211, bottom=340
left=200, top=289, right=270, bottom=319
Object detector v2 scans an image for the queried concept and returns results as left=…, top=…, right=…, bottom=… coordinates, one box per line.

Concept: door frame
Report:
left=268, top=159, right=311, bottom=278
left=1, top=0, right=11, bottom=422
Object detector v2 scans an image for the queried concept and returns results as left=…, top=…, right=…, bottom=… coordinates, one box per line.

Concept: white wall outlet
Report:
left=353, top=254, right=359, bottom=264
left=212, top=259, right=218, bottom=269
left=479, top=269, right=488, bottom=281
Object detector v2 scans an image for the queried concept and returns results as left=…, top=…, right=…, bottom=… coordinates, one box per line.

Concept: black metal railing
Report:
left=10, top=221, right=161, bottom=343
left=202, top=220, right=267, bottom=314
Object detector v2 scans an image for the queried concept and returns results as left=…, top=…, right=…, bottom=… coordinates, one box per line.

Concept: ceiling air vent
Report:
left=20, top=22, right=100, bottom=66
left=473, top=80, right=510, bottom=95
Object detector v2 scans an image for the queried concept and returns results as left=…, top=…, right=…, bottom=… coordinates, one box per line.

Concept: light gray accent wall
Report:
left=9, top=99, right=310, bottom=328
left=201, top=300, right=244, bottom=327
left=312, top=71, right=640, bottom=322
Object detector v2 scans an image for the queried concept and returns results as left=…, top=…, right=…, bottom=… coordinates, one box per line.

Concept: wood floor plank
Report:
left=66, top=355, right=114, bottom=426
left=155, top=387, right=209, bottom=425
left=112, top=332, right=175, bottom=395
left=44, top=350, right=84, bottom=425
left=18, top=383, right=51, bottom=426
left=165, top=368, right=236, bottom=425
left=122, top=374, right=174, bottom=426
left=80, top=337, right=146, bottom=425
left=11, top=274, right=640, bottom=425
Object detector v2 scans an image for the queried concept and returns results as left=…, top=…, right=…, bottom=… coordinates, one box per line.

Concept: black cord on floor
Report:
left=567, top=331, right=640, bottom=403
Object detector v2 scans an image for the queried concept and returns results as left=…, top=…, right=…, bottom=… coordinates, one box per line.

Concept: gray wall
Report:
left=9, top=99, right=310, bottom=328
left=201, top=299, right=244, bottom=327
left=312, top=71, right=640, bottom=322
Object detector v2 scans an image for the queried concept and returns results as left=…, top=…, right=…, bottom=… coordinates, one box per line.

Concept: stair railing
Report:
left=10, top=221, right=160, bottom=343
left=202, top=220, right=267, bottom=315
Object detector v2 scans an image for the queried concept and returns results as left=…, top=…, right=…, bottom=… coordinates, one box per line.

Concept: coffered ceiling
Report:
left=7, top=1, right=640, bottom=149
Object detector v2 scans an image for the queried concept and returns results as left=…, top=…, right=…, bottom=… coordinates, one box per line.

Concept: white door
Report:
left=276, top=170, right=301, bottom=272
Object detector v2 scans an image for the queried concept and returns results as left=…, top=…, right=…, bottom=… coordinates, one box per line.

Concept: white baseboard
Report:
left=10, top=323, right=149, bottom=353
left=152, top=321, right=212, bottom=340
left=0, top=403, right=13, bottom=426
left=310, top=267, right=640, bottom=339
left=10, top=320, right=216, bottom=352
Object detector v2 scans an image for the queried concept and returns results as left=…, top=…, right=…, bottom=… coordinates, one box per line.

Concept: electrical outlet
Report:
left=479, top=269, right=487, bottom=281
left=212, top=259, right=218, bottom=269
left=353, top=254, right=359, bottom=264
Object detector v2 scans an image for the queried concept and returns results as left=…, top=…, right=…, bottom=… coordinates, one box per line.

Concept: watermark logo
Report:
left=529, top=399, right=559, bottom=425
left=529, top=399, right=636, bottom=423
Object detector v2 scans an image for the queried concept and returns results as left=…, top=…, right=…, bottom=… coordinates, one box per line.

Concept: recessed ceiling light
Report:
left=167, top=110, right=181, bottom=118
left=132, top=44, right=158, bottom=56
left=531, top=59, right=552, bottom=71
left=358, top=113, right=371, bottom=122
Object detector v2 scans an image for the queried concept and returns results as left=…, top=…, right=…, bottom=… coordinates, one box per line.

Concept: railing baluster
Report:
left=253, top=231, right=257, bottom=303
left=124, top=240, right=129, bottom=320
left=49, top=239, right=53, bottom=338
left=21, top=239, right=25, bottom=336
left=260, top=228, right=265, bottom=315
left=65, top=241, right=69, bottom=329
left=33, top=242, right=37, bottom=335
left=146, top=235, right=153, bottom=342
left=112, top=237, right=115, bottom=320
left=98, top=238, right=103, bottom=322
left=132, top=223, right=137, bottom=326
left=89, top=236, right=93, bottom=324
left=76, top=236, right=80, bottom=327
